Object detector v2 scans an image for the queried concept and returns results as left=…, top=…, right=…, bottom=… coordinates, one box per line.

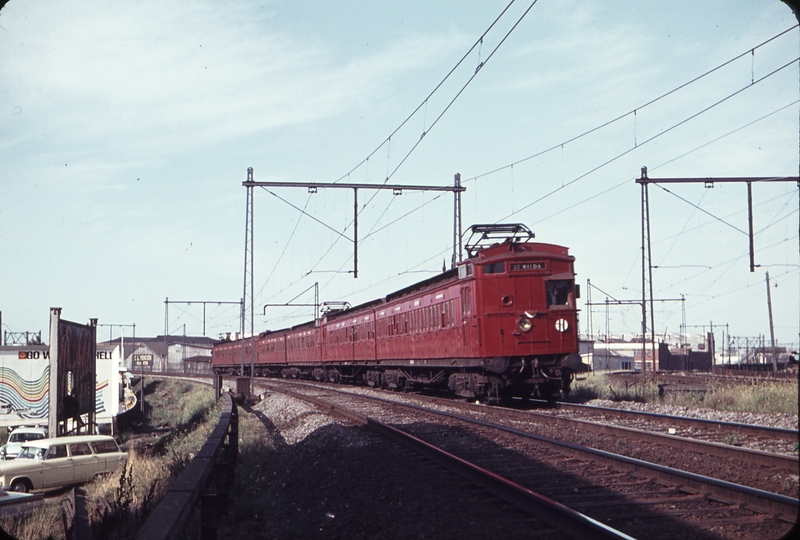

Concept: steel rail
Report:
left=543, top=401, right=798, bottom=441
left=414, top=395, right=798, bottom=470
left=533, top=413, right=797, bottom=470
left=266, top=383, right=635, bottom=540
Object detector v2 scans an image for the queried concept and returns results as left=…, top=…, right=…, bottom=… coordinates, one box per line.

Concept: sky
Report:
left=1, top=0, right=798, bottom=351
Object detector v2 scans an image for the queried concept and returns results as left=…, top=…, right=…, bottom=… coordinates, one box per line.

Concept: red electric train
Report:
left=212, top=224, right=582, bottom=401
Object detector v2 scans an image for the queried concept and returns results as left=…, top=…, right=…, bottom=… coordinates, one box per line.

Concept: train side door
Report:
left=460, top=286, right=473, bottom=348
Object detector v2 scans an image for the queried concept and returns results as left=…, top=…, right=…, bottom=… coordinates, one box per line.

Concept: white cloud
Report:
left=1, top=1, right=465, bottom=163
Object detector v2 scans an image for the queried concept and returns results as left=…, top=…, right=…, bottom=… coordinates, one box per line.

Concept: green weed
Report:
left=569, top=372, right=798, bottom=416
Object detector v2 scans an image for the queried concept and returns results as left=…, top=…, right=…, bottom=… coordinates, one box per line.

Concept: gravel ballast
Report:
left=218, top=391, right=558, bottom=540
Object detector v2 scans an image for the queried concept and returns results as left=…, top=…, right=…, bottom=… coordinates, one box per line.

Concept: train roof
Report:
left=219, top=224, right=572, bottom=341
left=385, top=268, right=458, bottom=303
left=471, top=240, right=572, bottom=261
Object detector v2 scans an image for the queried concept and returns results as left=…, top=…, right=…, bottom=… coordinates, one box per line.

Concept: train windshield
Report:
left=483, top=262, right=505, bottom=274
left=546, top=280, right=573, bottom=307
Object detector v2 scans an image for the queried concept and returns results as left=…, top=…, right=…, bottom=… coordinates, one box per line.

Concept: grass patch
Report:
left=569, top=372, right=798, bottom=416
left=0, top=379, right=220, bottom=540
left=700, top=382, right=798, bottom=416
left=568, top=374, right=660, bottom=403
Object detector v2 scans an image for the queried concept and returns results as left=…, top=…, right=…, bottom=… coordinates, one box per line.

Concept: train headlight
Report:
left=518, top=317, right=533, bottom=333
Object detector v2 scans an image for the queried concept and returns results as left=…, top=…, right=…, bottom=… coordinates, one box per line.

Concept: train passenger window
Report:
left=483, top=262, right=505, bottom=274
left=546, top=280, right=573, bottom=307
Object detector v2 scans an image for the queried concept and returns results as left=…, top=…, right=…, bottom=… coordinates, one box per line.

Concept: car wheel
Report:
left=10, top=479, right=30, bottom=493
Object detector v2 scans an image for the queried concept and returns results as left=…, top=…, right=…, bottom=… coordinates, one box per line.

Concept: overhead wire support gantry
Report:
left=163, top=299, right=243, bottom=336
left=242, top=172, right=467, bottom=279
left=635, top=167, right=799, bottom=376
left=240, top=169, right=466, bottom=395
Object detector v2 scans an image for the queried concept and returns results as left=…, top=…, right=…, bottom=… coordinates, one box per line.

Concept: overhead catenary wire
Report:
left=365, top=99, right=798, bottom=308
left=654, top=184, right=747, bottom=236
left=380, top=0, right=541, bottom=187
left=260, top=26, right=798, bottom=332
left=344, top=103, right=800, bottom=312
left=281, top=24, right=797, bottom=275
left=652, top=189, right=798, bottom=247
left=464, top=25, right=799, bottom=184
left=257, top=193, right=314, bottom=300
left=350, top=0, right=541, bottom=242
left=494, top=56, right=799, bottom=223
left=328, top=0, right=521, bottom=189
left=263, top=0, right=531, bottom=291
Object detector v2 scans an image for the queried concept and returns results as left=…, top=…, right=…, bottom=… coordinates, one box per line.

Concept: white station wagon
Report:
left=0, top=435, right=128, bottom=493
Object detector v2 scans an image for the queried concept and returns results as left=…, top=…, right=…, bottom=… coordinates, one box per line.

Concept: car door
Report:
left=41, top=444, right=72, bottom=488
left=68, top=442, right=96, bottom=483
left=91, top=438, right=126, bottom=474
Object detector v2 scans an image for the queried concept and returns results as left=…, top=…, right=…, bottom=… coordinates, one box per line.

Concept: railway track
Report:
left=535, top=400, right=798, bottom=454
left=243, top=379, right=798, bottom=491
left=261, top=379, right=797, bottom=539
left=164, top=375, right=798, bottom=491
left=259, top=382, right=634, bottom=540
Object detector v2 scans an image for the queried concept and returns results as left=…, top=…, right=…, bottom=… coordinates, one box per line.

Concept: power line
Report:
left=382, top=0, right=541, bottom=185
left=465, top=25, right=799, bottom=183
left=495, top=57, right=799, bottom=222
left=351, top=1, right=541, bottom=243
left=331, top=0, right=522, bottom=185
left=654, top=184, right=747, bottom=235
left=524, top=100, right=799, bottom=230
left=261, top=28, right=799, bottom=330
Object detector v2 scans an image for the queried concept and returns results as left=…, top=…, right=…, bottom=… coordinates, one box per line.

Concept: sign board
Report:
left=133, top=354, right=153, bottom=367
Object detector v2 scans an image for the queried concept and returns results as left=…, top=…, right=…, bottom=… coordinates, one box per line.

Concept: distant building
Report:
left=580, top=332, right=710, bottom=372
left=98, top=335, right=215, bottom=375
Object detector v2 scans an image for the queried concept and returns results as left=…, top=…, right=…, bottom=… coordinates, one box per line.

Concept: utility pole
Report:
left=243, top=168, right=255, bottom=396
left=765, top=272, right=778, bottom=372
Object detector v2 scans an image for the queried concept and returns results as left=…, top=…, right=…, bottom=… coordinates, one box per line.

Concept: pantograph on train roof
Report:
left=463, top=223, right=535, bottom=258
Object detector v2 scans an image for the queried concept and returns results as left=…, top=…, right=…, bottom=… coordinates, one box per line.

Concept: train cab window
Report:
left=458, top=264, right=473, bottom=278
left=483, top=262, right=505, bottom=274
left=546, top=280, right=573, bottom=307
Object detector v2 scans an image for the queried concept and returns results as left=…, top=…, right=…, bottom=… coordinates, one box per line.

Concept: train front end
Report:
left=460, top=224, right=581, bottom=401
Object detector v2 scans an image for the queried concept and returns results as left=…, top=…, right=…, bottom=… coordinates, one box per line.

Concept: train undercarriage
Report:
left=214, top=353, right=581, bottom=403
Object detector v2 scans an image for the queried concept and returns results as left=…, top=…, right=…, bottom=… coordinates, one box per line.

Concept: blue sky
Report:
left=1, top=1, right=798, bottom=348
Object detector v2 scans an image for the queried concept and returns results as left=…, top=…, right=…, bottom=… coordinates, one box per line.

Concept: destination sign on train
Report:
left=510, top=262, right=546, bottom=271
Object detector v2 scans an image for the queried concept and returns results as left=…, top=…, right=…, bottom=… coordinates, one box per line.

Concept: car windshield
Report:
left=16, top=446, right=41, bottom=460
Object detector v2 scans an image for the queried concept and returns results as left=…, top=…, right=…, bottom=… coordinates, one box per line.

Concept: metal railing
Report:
left=134, top=391, right=238, bottom=540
